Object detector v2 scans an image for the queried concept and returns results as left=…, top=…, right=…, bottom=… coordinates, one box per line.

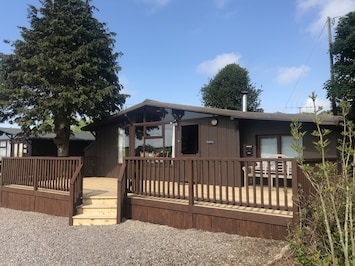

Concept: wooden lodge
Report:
left=0, top=99, right=343, bottom=240
left=0, top=127, right=95, bottom=175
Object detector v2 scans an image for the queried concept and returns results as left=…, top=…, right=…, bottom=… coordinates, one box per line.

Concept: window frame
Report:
left=130, top=121, right=174, bottom=158
left=257, top=134, right=299, bottom=158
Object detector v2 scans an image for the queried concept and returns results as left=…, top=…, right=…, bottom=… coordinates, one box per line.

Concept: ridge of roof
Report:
left=83, top=99, right=343, bottom=130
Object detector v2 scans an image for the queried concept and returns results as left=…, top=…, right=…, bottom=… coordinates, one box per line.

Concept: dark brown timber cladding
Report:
left=124, top=196, right=291, bottom=240
left=95, top=125, right=119, bottom=177
left=0, top=186, right=70, bottom=217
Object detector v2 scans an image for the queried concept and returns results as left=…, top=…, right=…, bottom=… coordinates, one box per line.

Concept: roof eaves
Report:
left=0, top=127, right=22, bottom=136
left=82, top=99, right=343, bottom=130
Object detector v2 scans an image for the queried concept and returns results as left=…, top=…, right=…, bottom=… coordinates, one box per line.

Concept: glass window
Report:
left=118, top=128, right=128, bottom=164
left=260, top=137, right=277, bottom=158
left=134, top=123, right=174, bottom=157
left=145, top=125, right=162, bottom=137
left=258, top=135, right=301, bottom=158
left=0, top=140, right=10, bottom=160
left=165, top=123, right=174, bottom=158
left=181, top=124, right=199, bottom=154
left=281, top=136, right=300, bottom=158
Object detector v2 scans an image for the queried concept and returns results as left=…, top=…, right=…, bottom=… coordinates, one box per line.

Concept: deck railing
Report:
left=1, top=157, right=83, bottom=192
left=0, top=157, right=83, bottom=225
left=121, top=157, right=298, bottom=216
left=69, top=158, right=84, bottom=225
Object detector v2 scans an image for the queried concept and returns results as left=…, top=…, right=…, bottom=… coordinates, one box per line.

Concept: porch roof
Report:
left=84, top=99, right=343, bottom=130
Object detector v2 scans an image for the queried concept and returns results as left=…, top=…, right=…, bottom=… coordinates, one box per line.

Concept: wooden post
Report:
left=188, top=160, right=194, bottom=206
left=116, top=160, right=127, bottom=224
left=33, top=158, right=38, bottom=191
left=68, top=158, right=84, bottom=226
left=188, top=160, right=194, bottom=228
left=117, top=180, right=122, bottom=224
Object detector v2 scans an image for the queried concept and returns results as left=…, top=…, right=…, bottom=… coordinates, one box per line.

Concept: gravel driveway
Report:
left=0, top=208, right=287, bottom=265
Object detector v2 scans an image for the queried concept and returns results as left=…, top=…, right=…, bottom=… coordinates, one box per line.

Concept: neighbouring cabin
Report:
left=0, top=127, right=95, bottom=175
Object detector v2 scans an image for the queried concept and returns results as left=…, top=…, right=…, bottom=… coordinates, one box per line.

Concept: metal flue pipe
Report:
left=241, top=91, right=248, bottom=112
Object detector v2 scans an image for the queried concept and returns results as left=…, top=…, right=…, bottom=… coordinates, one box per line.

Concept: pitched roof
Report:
left=84, top=99, right=343, bottom=130
left=0, top=127, right=94, bottom=141
left=0, top=127, right=22, bottom=136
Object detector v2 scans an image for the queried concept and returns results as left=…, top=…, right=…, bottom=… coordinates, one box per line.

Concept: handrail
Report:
left=116, top=160, right=127, bottom=223
left=1, top=156, right=83, bottom=191
left=69, top=158, right=84, bottom=226
left=123, top=157, right=297, bottom=212
left=0, top=156, right=83, bottom=225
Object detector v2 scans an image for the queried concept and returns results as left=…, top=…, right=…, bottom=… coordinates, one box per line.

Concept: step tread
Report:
left=74, top=195, right=118, bottom=225
left=82, top=198, right=117, bottom=202
left=78, top=204, right=117, bottom=209
left=83, top=194, right=117, bottom=199
left=73, top=213, right=117, bottom=219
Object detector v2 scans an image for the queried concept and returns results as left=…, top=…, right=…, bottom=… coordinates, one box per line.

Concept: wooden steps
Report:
left=72, top=195, right=117, bottom=226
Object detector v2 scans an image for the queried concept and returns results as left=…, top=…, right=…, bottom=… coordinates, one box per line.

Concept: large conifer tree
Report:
left=0, top=0, right=127, bottom=156
left=200, top=63, right=262, bottom=111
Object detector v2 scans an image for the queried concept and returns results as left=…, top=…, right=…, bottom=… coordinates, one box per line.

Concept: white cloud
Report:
left=276, top=65, right=311, bottom=84
left=118, top=74, right=135, bottom=98
left=301, top=97, right=331, bottom=113
left=297, top=0, right=355, bottom=35
left=140, top=0, right=173, bottom=14
left=297, top=0, right=324, bottom=11
left=118, top=74, right=128, bottom=89
left=213, top=0, right=230, bottom=9
left=196, top=53, right=241, bottom=76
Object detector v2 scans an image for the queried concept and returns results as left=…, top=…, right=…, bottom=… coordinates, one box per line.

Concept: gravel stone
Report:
left=0, top=208, right=287, bottom=265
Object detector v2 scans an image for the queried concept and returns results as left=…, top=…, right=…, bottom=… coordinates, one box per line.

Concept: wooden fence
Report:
left=122, top=157, right=297, bottom=211
left=116, top=157, right=299, bottom=239
left=0, top=157, right=83, bottom=224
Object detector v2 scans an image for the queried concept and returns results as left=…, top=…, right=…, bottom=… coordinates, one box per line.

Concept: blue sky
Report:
left=0, top=0, right=354, bottom=125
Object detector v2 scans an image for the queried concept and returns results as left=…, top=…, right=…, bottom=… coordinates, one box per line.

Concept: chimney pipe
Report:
left=241, top=91, right=248, bottom=112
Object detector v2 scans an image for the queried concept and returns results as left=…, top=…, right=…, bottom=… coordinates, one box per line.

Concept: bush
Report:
left=289, top=102, right=355, bottom=265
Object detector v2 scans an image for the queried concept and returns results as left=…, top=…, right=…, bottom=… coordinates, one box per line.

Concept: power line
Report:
left=283, top=19, right=328, bottom=112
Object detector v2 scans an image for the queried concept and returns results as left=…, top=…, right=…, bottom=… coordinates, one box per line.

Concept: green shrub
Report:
left=289, top=101, right=354, bottom=266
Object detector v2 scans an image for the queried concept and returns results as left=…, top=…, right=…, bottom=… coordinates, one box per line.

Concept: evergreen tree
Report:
left=325, top=11, right=355, bottom=119
left=0, top=0, right=127, bottom=156
left=200, top=63, right=262, bottom=111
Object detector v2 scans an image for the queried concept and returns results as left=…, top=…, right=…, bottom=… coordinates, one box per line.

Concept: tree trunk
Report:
left=54, top=125, right=71, bottom=157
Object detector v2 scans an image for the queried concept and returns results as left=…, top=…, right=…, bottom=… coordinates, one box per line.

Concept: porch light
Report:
left=211, top=118, right=218, bottom=126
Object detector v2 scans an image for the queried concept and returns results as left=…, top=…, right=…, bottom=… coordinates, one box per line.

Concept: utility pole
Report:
left=327, top=17, right=335, bottom=83
left=327, top=16, right=336, bottom=113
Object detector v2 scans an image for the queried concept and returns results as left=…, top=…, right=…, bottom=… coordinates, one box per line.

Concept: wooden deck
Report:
left=124, top=192, right=293, bottom=240
left=0, top=157, right=299, bottom=240
left=83, top=177, right=292, bottom=216
left=0, top=157, right=83, bottom=221
left=81, top=177, right=293, bottom=239
left=82, top=177, right=118, bottom=198
left=0, top=177, right=294, bottom=240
